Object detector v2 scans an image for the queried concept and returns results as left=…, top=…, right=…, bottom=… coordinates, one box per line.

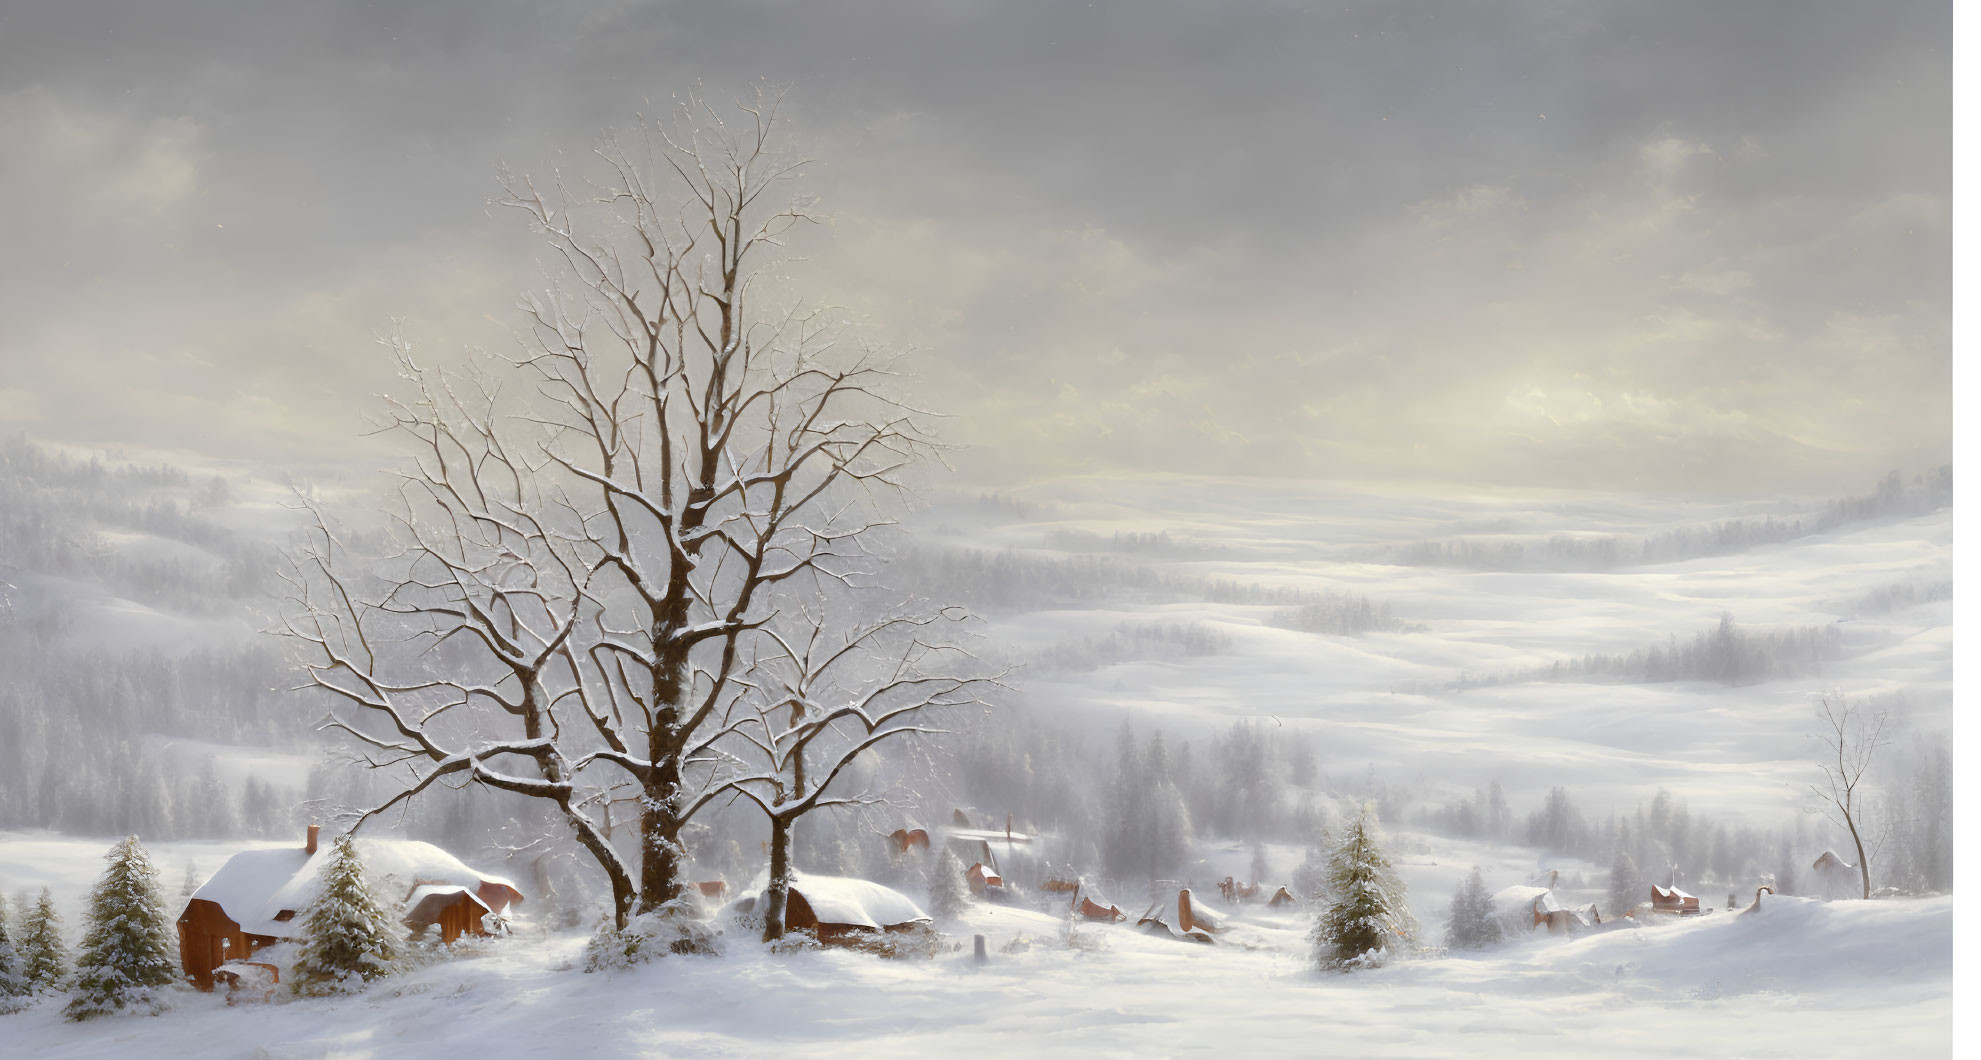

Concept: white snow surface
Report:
left=0, top=883, right=1950, bottom=1057
left=0, top=479, right=1955, bottom=1054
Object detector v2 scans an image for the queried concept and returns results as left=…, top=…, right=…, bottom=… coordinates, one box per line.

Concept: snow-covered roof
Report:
left=1812, top=850, right=1856, bottom=871
left=1492, top=885, right=1564, bottom=919
left=1651, top=885, right=1696, bottom=902
left=406, top=883, right=491, bottom=919
left=743, top=872, right=930, bottom=929
left=189, top=838, right=521, bottom=939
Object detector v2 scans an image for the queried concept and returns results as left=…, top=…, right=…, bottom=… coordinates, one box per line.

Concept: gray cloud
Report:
left=0, top=0, right=1949, bottom=493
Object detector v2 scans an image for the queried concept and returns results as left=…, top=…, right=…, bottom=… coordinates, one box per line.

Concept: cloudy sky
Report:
left=0, top=0, right=1951, bottom=494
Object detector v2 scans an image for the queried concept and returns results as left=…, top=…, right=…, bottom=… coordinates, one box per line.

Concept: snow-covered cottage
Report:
left=1649, top=884, right=1700, bottom=916
left=176, top=826, right=524, bottom=991
left=732, top=873, right=932, bottom=946
left=1493, top=884, right=1591, bottom=935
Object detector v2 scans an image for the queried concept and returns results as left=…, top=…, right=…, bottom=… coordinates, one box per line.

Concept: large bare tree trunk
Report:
left=762, top=816, right=793, bottom=943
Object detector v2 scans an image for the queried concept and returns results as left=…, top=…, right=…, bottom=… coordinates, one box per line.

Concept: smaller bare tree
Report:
left=715, top=600, right=994, bottom=942
left=1807, top=694, right=1890, bottom=899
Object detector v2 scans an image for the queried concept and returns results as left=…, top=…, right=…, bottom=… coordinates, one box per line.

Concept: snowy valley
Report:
left=0, top=440, right=1954, bottom=1057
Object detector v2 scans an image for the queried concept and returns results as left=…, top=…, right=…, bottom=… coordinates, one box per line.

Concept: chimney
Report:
left=1006, top=813, right=1013, bottom=843
left=305, top=824, right=320, bottom=856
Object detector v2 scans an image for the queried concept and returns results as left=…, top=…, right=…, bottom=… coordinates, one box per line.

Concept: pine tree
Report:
left=1443, top=866, right=1503, bottom=951
left=1144, top=732, right=1193, bottom=878
left=0, top=892, right=30, bottom=1013
left=64, top=836, right=178, bottom=1021
left=1101, top=723, right=1148, bottom=880
left=18, top=888, right=69, bottom=993
left=928, top=848, right=970, bottom=921
left=1311, top=802, right=1414, bottom=971
left=1607, top=847, right=1643, bottom=916
left=290, top=837, right=402, bottom=996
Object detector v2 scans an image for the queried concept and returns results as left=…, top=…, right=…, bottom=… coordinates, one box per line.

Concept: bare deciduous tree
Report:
left=714, top=601, right=995, bottom=941
left=278, top=89, right=955, bottom=928
left=1807, top=694, right=1890, bottom=900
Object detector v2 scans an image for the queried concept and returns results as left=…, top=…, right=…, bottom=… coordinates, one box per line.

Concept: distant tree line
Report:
left=1383, top=467, right=1952, bottom=573
left=1416, top=736, right=1952, bottom=912
left=0, top=435, right=272, bottom=613
left=1830, top=578, right=1953, bottom=619
left=1028, top=622, right=1233, bottom=675
left=1043, top=528, right=1216, bottom=557
left=937, top=710, right=1327, bottom=900
left=888, top=543, right=1402, bottom=626
left=1457, top=614, right=1846, bottom=689
left=1268, top=591, right=1406, bottom=636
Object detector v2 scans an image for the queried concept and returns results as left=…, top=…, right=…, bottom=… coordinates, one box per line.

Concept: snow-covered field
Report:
left=0, top=868, right=1950, bottom=1058
left=914, top=477, right=1953, bottom=826
left=0, top=475, right=1954, bottom=1056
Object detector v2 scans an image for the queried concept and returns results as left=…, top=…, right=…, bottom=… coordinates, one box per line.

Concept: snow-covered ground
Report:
left=0, top=475, right=1953, bottom=1055
left=914, top=478, right=1952, bottom=826
left=0, top=881, right=1950, bottom=1058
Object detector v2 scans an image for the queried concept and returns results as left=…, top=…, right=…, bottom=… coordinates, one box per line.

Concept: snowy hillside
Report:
left=0, top=467, right=1952, bottom=1056
left=0, top=871, right=1949, bottom=1057
left=904, top=473, right=1951, bottom=828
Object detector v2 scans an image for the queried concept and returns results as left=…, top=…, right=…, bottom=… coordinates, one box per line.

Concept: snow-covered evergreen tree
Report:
left=1442, top=866, right=1502, bottom=951
left=928, top=848, right=970, bottom=921
left=1143, top=733, right=1194, bottom=878
left=1291, top=842, right=1328, bottom=902
left=0, top=893, right=29, bottom=1013
left=1607, top=847, right=1643, bottom=916
left=290, top=837, right=402, bottom=996
left=1101, top=723, right=1147, bottom=880
left=18, top=888, right=69, bottom=993
left=64, top=835, right=177, bottom=1021
left=1310, top=802, right=1414, bottom=971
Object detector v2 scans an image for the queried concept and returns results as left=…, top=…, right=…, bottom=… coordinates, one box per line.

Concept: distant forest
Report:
left=889, top=544, right=1403, bottom=630
left=0, top=436, right=307, bottom=838
left=1382, top=467, right=1952, bottom=572
left=1456, top=614, right=1847, bottom=689
left=0, top=433, right=272, bottom=612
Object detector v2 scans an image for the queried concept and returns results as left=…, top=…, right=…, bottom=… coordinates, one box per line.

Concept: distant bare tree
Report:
left=278, top=88, right=953, bottom=929
left=1807, top=694, right=1890, bottom=899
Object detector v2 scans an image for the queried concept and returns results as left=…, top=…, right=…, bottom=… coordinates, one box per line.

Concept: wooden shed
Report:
left=177, top=826, right=523, bottom=991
